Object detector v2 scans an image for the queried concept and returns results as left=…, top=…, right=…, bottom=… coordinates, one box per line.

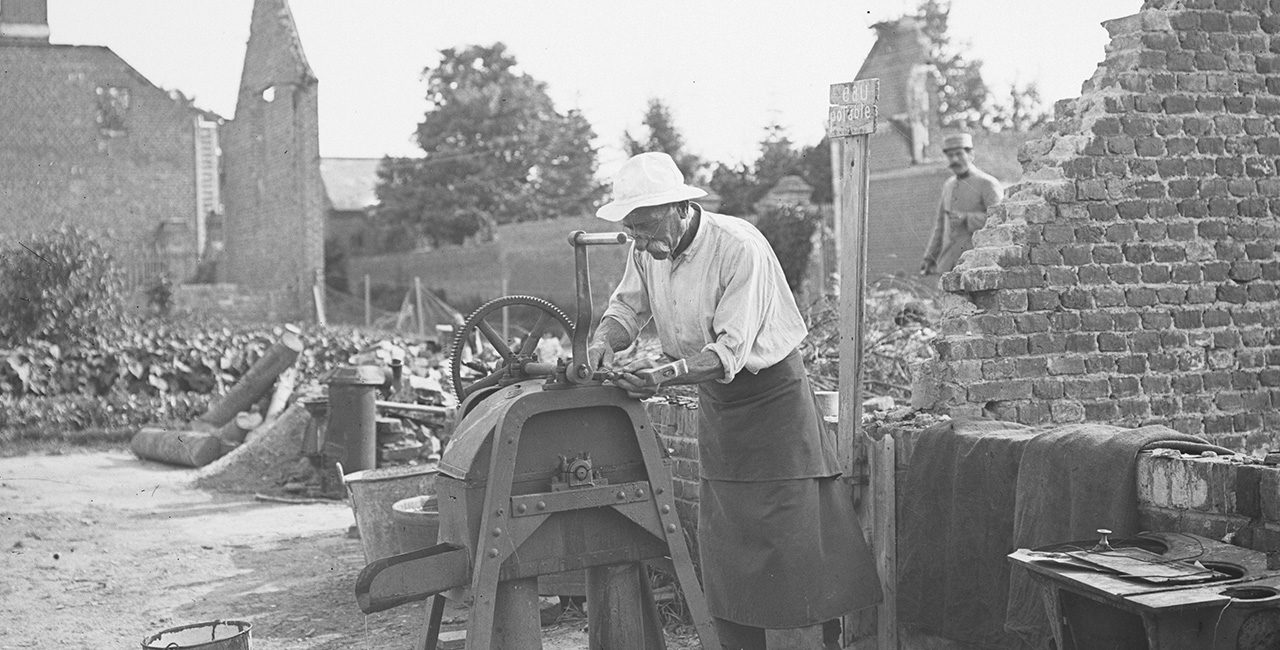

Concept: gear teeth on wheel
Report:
left=448, top=295, right=574, bottom=399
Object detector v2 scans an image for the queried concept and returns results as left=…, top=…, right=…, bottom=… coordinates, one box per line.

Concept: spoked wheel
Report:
left=448, top=295, right=574, bottom=400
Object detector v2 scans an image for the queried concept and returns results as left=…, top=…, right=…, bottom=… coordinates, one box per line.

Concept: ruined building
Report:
left=0, top=0, right=325, bottom=319
left=0, top=0, right=222, bottom=283
left=220, top=0, right=326, bottom=319
left=915, top=0, right=1280, bottom=453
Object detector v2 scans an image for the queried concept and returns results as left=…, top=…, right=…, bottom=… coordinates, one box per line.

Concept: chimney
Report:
left=0, top=0, right=51, bottom=44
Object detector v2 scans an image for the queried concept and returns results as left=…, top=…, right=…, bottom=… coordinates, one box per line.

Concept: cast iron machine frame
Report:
left=355, top=231, right=720, bottom=650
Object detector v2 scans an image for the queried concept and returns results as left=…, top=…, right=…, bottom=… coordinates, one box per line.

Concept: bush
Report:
left=0, top=226, right=129, bottom=346
left=755, top=204, right=822, bottom=292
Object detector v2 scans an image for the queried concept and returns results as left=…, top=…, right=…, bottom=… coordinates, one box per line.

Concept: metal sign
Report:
left=827, top=79, right=879, bottom=138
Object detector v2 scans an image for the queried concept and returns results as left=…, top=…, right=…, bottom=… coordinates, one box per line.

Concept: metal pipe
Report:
left=375, top=400, right=453, bottom=415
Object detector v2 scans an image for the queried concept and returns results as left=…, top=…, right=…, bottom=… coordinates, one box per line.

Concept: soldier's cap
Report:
left=942, top=133, right=974, bottom=152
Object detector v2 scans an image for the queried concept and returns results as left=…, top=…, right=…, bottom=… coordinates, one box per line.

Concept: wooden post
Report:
left=828, top=78, right=886, bottom=649
left=313, top=269, right=327, bottom=326
left=364, top=274, right=371, bottom=327
left=586, top=563, right=664, bottom=650
left=414, top=276, right=426, bottom=338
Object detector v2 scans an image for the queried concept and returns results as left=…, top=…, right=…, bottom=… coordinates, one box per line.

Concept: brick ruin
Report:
left=220, top=0, right=326, bottom=319
left=913, top=0, right=1280, bottom=453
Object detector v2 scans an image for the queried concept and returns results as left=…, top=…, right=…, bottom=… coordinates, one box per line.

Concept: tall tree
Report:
left=375, top=43, right=603, bottom=248
left=622, top=98, right=702, bottom=180
left=917, top=0, right=1046, bottom=131
left=708, top=123, right=805, bottom=215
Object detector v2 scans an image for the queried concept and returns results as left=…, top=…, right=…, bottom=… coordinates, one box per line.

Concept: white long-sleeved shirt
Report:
left=601, top=207, right=808, bottom=383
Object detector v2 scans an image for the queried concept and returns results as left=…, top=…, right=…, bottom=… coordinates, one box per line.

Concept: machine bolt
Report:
left=516, top=504, right=527, bottom=514
left=488, top=548, right=499, bottom=558
left=616, top=491, right=626, bottom=500
left=536, top=501, right=547, bottom=511
left=655, top=487, right=664, bottom=495
left=492, top=528, right=503, bottom=537
left=497, top=508, right=505, bottom=516
left=661, top=505, right=671, bottom=514
left=635, top=489, right=646, bottom=498
left=666, top=524, right=677, bottom=533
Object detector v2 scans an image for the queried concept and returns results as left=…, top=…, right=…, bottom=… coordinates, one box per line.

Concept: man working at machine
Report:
left=586, top=152, right=880, bottom=650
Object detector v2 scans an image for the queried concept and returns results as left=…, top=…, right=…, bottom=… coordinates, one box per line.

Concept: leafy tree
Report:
left=799, top=137, right=832, bottom=205
left=708, top=123, right=805, bottom=215
left=375, top=43, right=604, bottom=248
left=917, top=0, right=1046, bottom=131
left=755, top=204, right=822, bottom=292
left=623, top=98, right=702, bottom=180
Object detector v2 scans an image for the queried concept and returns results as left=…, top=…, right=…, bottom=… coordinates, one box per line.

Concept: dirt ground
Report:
left=0, top=449, right=701, bottom=649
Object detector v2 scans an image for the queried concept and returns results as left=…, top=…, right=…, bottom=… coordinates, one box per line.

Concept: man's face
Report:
left=945, top=147, right=974, bottom=176
left=622, top=205, right=683, bottom=260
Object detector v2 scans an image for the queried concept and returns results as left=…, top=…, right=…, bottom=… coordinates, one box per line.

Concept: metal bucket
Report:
left=141, top=620, right=251, bottom=649
left=342, top=463, right=438, bottom=563
left=392, top=495, right=440, bottom=551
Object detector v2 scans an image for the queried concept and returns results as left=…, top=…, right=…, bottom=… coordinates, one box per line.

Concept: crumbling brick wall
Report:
left=913, top=0, right=1280, bottom=453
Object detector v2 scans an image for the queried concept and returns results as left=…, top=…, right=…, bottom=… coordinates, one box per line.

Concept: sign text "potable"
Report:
left=826, top=78, right=879, bottom=138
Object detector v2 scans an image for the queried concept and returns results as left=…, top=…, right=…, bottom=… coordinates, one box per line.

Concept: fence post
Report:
left=414, top=276, right=426, bottom=338
left=364, top=274, right=371, bottom=327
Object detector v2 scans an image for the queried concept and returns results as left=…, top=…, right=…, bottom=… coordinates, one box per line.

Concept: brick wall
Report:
left=914, top=0, right=1280, bottom=453
left=645, top=401, right=701, bottom=529
left=0, top=44, right=205, bottom=264
left=221, top=0, right=325, bottom=320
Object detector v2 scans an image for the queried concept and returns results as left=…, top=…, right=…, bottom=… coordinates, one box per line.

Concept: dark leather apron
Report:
left=695, top=350, right=881, bottom=627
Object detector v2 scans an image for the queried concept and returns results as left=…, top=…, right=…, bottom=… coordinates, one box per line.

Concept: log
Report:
left=196, top=332, right=304, bottom=428
left=264, top=366, right=299, bottom=421
left=217, top=411, right=264, bottom=445
left=130, top=427, right=225, bottom=468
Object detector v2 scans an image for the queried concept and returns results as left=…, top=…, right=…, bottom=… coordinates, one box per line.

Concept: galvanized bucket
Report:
left=392, top=495, right=441, bottom=552
left=341, top=463, right=438, bottom=563
left=141, top=620, right=251, bottom=649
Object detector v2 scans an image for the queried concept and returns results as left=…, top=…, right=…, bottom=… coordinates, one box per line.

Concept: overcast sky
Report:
left=48, top=0, right=1135, bottom=175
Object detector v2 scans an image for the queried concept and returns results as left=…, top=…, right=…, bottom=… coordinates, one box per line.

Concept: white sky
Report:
left=46, top=0, right=1137, bottom=175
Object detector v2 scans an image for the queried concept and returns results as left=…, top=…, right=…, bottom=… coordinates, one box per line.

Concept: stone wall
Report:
left=915, top=0, right=1280, bottom=453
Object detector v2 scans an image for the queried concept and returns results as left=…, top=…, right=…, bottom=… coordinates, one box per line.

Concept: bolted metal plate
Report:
left=510, top=481, right=652, bottom=518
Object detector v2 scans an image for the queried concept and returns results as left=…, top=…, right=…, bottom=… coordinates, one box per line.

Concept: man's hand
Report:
left=611, top=358, right=661, bottom=400
left=586, top=341, right=614, bottom=373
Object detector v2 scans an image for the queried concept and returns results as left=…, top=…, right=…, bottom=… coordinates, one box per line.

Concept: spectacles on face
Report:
left=622, top=209, right=674, bottom=241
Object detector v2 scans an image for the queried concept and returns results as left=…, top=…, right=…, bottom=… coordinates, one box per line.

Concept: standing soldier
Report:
left=587, top=152, right=881, bottom=650
left=921, top=132, right=1004, bottom=275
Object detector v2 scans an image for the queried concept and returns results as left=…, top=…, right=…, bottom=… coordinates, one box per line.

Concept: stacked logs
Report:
left=130, top=331, right=304, bottom=467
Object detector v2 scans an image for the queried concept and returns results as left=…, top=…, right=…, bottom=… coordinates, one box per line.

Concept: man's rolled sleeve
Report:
left=600, top=249, right=651, bottom=339
left=705, top=243, right=771, bottom=383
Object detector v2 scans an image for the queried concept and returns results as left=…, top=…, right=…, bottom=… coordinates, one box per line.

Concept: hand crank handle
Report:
left=566, top=230, right=630, bottom=383
left=569, top=231, right=629, bottom=246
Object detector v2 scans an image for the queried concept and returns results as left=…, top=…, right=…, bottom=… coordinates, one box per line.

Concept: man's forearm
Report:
left=592, top=316, right=634, bottom=352
left=662, top=350, right=724, bottom=385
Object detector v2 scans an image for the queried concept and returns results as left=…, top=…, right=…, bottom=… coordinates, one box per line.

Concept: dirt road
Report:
left=0, top=450, right=689, bottom=649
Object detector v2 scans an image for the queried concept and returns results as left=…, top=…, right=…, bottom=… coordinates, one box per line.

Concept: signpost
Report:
left=827, top=78, right=894, bottom=650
